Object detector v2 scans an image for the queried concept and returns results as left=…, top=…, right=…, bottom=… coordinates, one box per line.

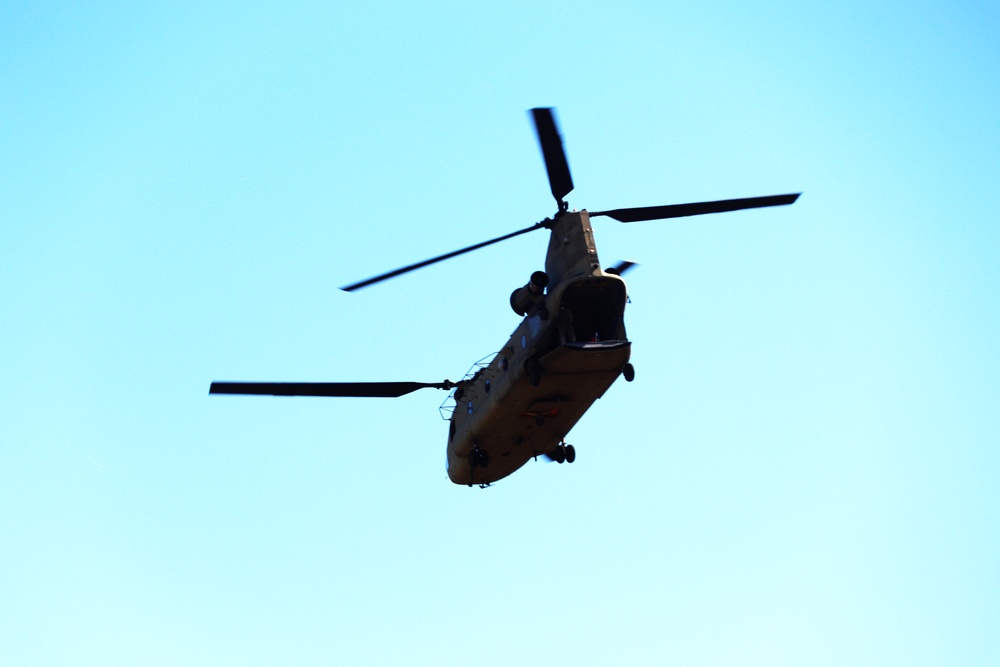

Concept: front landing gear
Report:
left=547, top=440, right=576, bottom=464
left=468, top=446, right=490, bottom=486
left=468, top=447, right=490, bottom=470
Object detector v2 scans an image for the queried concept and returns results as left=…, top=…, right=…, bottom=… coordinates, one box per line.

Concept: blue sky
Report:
left=2, top=2, right=998, bottom=665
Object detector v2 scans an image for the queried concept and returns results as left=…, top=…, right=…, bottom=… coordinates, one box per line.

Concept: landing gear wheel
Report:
left=549, top=445, right=566, bottom=464
left=525, top=358, right=543, bottom=387
left=565, top=444, right=576, bottom=463
left=470, top=447, right=489, bottom=469
left=622, top=363, right=635, bottom=382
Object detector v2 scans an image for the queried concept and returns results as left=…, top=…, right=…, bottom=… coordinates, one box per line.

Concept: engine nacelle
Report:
left=509, top=271, right=549, bottom=316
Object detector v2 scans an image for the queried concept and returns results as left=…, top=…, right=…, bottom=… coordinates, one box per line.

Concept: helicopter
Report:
left=210, top=108, right=799, bottom=487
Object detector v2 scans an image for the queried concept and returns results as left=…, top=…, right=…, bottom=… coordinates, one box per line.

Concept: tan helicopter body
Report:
left=209, top=108, right=799, bottom=488
left=446, top=209, right=631, bottom=486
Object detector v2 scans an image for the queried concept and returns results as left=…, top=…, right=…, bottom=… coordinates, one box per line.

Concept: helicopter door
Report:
left=558, top=279, right=627, bottom=344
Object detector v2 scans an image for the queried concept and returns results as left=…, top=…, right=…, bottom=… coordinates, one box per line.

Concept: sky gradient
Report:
left=2, top=2, right=998, bottom=665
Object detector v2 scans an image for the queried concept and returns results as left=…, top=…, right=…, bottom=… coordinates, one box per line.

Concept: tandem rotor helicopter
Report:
left=211, top=108, right=799, bottom=487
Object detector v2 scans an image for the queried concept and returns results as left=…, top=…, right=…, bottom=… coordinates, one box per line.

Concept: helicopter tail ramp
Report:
left=538, top=340, right=631, bottom=375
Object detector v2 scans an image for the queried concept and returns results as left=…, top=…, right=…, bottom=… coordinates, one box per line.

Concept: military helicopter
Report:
left=210, top=108, right=799, bottom=487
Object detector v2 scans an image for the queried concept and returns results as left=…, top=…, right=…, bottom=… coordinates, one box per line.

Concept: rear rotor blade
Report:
left=592, top=193, right=800, bottom=223
left=210, top=381, right=454, bottom=398
left=606, top=260, right=638, bottom=276
left=530, top=108, right=574, bottom=206
left=340, top=222, right=545, bottom=291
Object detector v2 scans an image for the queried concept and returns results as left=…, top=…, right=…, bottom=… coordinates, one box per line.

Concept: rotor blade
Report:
left=606, top=260, right=638, bottom=276
left=591, top=193, right=800, bottom=223
left=530, top=108, right=574, bottom=205
left=340, top=222, right=545, bottom=291
left=209, top=381, right=454, bottom=398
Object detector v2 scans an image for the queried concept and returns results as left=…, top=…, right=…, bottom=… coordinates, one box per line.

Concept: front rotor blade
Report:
left=340, top=222, right=545, bottom=291
left=591, top=193, right=800, bottom=223
left=210, top=381, right=453, bottom=398
left=530, top=108, right=574, bottom=205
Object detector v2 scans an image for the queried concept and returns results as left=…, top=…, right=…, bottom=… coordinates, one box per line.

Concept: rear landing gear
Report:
left=525, top=357, right=543, bottom=386
left=622, top=362, right=635, bottom=382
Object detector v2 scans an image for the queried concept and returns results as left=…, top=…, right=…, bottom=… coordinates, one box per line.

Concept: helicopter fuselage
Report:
left=446, top=209, right=632, bottom=485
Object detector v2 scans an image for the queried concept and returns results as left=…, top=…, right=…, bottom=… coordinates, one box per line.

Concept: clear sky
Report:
left=2, top=2, right=998, bottom=665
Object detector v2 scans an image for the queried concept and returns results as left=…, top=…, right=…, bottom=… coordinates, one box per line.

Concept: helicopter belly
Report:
left=447, top=341, right=630, bottom=486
